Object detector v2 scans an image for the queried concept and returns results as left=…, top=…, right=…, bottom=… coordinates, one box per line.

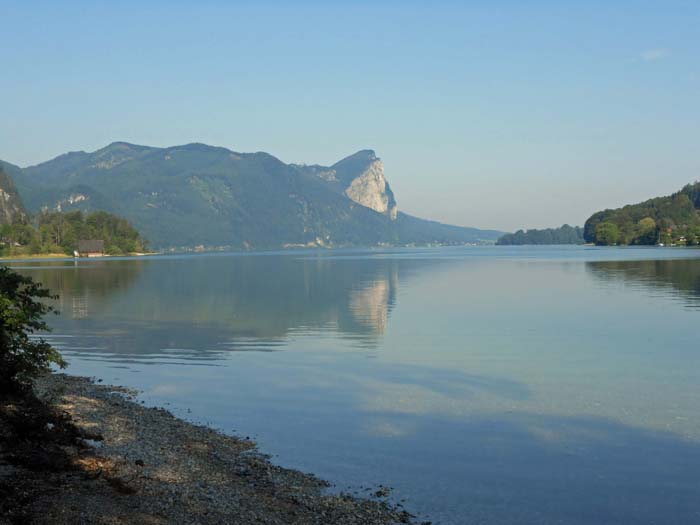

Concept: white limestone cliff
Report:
left=343, top=157, right=398, bottom=220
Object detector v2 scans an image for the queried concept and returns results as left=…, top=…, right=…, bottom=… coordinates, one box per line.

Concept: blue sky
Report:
left=1, top=0, right=698, bottom=231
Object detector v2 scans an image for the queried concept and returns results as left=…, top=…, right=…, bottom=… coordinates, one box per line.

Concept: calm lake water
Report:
left=9, top=246, right=700, bottom=524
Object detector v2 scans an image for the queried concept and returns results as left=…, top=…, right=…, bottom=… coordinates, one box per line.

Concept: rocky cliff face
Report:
left=343, top=157, right=398, bottom=220
left=0, top=168, right=27, bottom=224
left=319, top=150, right=398, bottom=220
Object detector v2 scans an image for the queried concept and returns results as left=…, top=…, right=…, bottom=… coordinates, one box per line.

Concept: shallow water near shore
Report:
left=10, top=246, right=700, bottom=524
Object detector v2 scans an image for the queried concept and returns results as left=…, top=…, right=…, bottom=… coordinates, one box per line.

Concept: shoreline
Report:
left=0, top=373, right=414, bottom=524
left=3, top=243, right=696, bottom=264
left=0, top=253, right=72, bottom=261
left=0, top=252, right=160, bottom=262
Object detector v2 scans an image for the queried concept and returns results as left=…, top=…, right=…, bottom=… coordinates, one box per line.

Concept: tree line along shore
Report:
left=1, top=210, right=147, bottom=258
left=497, top=182, right=700, bottom=247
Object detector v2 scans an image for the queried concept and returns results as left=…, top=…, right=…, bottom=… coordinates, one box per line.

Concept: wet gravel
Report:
left=13, top=373, right=414, bottom=524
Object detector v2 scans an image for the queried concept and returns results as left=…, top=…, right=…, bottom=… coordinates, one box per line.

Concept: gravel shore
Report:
left=0, top=373, right=414, bottom=524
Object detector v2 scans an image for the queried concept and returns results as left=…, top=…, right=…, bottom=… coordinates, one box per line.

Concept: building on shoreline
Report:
left=76, top=239, right=105, bottom=258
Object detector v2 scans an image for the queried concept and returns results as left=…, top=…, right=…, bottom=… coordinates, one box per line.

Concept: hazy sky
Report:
left=1, top=1, right=698, bottom=231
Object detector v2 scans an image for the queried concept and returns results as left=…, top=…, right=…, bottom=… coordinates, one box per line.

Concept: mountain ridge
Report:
left=4, top=143, right=502, bottom=249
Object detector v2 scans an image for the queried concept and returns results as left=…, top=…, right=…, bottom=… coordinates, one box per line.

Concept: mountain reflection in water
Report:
left=17, top=253, right=447, bottom=362
left=9, top=247, right=700, bottom=524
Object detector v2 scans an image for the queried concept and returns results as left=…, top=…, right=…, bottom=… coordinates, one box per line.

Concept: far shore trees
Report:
left=584, top=181, right=700, bottom=246
left=496, top=224, right=584, bottom=245
left=1, top=210, right=147, bottom=257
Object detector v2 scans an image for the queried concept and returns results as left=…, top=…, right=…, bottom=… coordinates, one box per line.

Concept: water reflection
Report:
left=16, top=253, right=446, bottom=362
left=22, top=259, right=146, bottom=318
left=587, top=258, right=700, bottom=307
left=348, top=276, right=397, bottom=335
left=9, top=248, right=700, bottom=524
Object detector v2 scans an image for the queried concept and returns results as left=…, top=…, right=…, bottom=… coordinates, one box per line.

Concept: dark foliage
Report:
left=0, top=267, right=64, bottom=392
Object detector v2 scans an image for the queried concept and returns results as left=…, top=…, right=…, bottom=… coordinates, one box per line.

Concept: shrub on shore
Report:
left=0, top=267, right=64, bottom=392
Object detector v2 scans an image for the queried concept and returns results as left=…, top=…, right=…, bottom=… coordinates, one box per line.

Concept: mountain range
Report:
left=1, top=143, right=502, bottom=249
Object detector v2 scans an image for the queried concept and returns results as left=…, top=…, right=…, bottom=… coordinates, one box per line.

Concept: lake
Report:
left=9, top=246, right=700, bottom=524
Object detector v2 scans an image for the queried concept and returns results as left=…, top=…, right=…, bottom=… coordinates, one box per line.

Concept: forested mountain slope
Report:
left=7, top=143, right=502, bottom=249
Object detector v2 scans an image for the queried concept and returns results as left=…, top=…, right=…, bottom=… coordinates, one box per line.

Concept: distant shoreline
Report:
left=5, top=244, right=699, bottom=264
left=0, top=252, right=71, bottom=261
left=0, top=252, right=159, bottom=262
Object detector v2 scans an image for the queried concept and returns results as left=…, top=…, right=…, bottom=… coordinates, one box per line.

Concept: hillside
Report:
left=584, top=182, right=700, bottom=246
left=6, top=143, right=501, bottom=249
left=0, top=166, right=28, bottom=225
left=496, top=224, right=584, bottom=245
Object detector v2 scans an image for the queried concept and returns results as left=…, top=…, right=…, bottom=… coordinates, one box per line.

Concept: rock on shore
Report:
left=0, top=374, right=413, bottom=524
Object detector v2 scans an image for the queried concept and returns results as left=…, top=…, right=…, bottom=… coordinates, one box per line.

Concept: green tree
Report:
left=659, top=229, right=673, bottom=246
left=0, top=267, right=65, bottom=392
left=634, top=217, right=658, bottom=245
left=595, top=222, right=620, bottom=245
left=687, top=226, right=700, bottom=246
